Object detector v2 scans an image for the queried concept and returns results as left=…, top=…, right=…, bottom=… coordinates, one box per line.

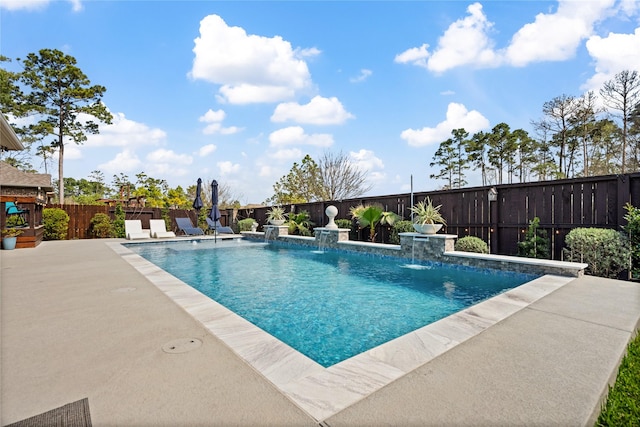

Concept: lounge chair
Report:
left=175, top=217, right=205, bottom=236
left=149, top=219, right=176, bottom=238
left=205, top=218, right=234, bottom=234
left=124, top=220, right=151, bottom=240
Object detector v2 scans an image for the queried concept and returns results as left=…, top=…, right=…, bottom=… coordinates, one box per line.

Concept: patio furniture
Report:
left=205, top=218, right=234, bottom=234
left=5, top=201, right=28, bottom=226
left=175, top=217, right=205, bottom=236
left=149, top=219, right=176, bottom=238
left=124, top=220, right=151, bottom=240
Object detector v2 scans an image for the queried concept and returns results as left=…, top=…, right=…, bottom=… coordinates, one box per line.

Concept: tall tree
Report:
left=429, top=137, right=456, bottom=189
left=18, top=49, right=112, bottom=203
left=267, top=154, right=324, bottom=205
left=512, top=128, right=536, bottom=183
left=487, top=123, right=517, bottom=184
left=569, top=91, right=599, bottom=176
left=533, top=94, right=579, bottom=178
left=318, top=150, right=372, bottom=201
left=466, top=131, right=491, bottom=185
left=600, top=70, right=640, bottom=173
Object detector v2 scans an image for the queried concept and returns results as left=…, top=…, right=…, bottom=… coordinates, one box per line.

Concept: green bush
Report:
left=90, top=213, right=113, bottom=238
left=335, top=218, right=352, bottom=230
left=563, top=227, right=630, bottom=278
left=287, top=210, right=314, bottom=236
left=238, top=218, right=257, bottom=232
left=389, top=220, right=415, bottom=244
left=623, top=203, right=640, bottom=280
left=43, top=208, right=70, bottom=240
left=517, top=217, right=550, bottom=259
left=455, top=236, right=489, bottom=253
left=112, top=203, right=125, bottom=238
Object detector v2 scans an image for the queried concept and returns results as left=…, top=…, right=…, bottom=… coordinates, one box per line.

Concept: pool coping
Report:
left=107, top=241, right=575, bottom=421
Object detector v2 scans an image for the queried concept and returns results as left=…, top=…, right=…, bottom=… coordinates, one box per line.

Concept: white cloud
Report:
left=395, top=0, right=621, bottom=72
left=199, top=109, right=226, bottom=123
left=269, top=147, right=303, bottom=161
left=197, top=144, right=217, bottom=157
left=98, top=149, right=142, bottom=173
left=582, top=27, right=640, bottom=91
left=190, top=14, right=315, bottom=104
left=146, top=148, right=193, bottom=165
left=401, top=102, right=490, bottom=147
left=427, top=2, right=498, bottom=73
left=269, top=126, right=334, bottom=148
left=504, top=0, right=614, bottom=67
left=218, top=161, right=240, bottom=175
left=350, top=69, right=373, bottom=83
left=271, top=96, right=354, bottom=125
left=0, top=0, right=81, bottom=11
left=198, top=108, right=241, bottom=135
left=350, top=149, right=384, bottom=173
left=87, top=112, right=166, bottom=147
left=440, top=90, right=456, bottom=96
left=394, top=44, right=430, bottom=68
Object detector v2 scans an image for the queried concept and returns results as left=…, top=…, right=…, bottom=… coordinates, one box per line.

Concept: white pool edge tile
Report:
left=107, top=241, right=575, bottom=422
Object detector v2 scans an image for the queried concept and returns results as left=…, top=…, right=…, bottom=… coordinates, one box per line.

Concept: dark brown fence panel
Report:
left=47, top=173, right=639, bottom=257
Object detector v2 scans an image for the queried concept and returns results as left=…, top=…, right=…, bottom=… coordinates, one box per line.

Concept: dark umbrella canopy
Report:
left=192, top=178, right=204, bottom=211
left=209, top=180, right=221, bottom=241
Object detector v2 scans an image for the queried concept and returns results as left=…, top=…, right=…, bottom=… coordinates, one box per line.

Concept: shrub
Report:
left=287, top=210, right=314, bottom=236
left=43, top=208, right=70, bottom=240
left=237, top=218, right=257, bottom=232
left=389, top=220, right=415, bottom=244
left=90, top=213, right=113, bottom=238
left=623, top=203, right=640, bottom=280
left=455, top=236, right=489, bottom=253
left=517, top=217, right=550, bottom=259
left=335, top=218, right=352, bottom=230
left=563, top=227, right=630, bottom=278
left=112, top=203, right=125, bottom=238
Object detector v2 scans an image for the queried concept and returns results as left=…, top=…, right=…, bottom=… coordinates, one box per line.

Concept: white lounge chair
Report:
left=150, top=219, right=176, bottom=238
left=124, top=220, right=151, bottom=240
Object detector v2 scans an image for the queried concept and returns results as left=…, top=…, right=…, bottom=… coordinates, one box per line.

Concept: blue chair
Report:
left=175, top=217, right=205, bottom=236
left=5, top=202, right=28, bottom=226
left=205, top=218, right=234, bottom=234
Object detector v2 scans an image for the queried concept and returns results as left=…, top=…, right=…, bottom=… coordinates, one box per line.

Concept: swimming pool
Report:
left=128, top=239, right=537, bottom=367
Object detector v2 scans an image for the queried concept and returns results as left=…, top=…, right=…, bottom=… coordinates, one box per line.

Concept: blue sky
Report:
left=2, top=0, right=639, bottom=204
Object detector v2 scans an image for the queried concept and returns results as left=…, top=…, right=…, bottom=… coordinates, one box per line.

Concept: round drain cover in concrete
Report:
left=162, top=338, right=202, bottom=354
left=112, top=287, right=137, bottom=293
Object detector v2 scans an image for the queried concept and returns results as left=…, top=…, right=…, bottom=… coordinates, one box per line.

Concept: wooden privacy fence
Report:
left=46, top=205, right=230, bottom=240
left=252, top=172, right=640, bottom=260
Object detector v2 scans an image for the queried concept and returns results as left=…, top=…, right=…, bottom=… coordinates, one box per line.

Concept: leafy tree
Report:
left=569, top=91, right=599, bottom=177
left=317, top=150, right=372, bottom=200
left=534, top=94, right=579, bottom=178
left=589, top=119, right=623, bottom=175
left=133, top=172, right=168, bottom=208
left=466, top=131, right=491, bottom=185
left=512, top=128, right=536, bottom=182
left=18, top=49, right=112, bottom=203
left=267, top=154, right=324, bottom=205
left=600, top=70, right=640, bottom=173
left=487, top=123, right=517, bottom=184
left=166, top=186, right=190, bottom=209
left=430, top=128, right=469, bottom=189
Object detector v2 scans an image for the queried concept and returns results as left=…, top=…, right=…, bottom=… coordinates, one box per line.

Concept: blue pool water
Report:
left=128, top=239, right=537, bottom=367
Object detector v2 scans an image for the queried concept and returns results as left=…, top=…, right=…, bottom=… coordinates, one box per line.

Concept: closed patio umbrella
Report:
left=209, top=179, right=221, bottom=242
left=192, top=178, right=204, bottom=212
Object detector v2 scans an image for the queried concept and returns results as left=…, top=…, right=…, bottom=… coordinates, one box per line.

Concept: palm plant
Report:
left=351, top=204, right=400, bottom=242
left=287, top=211, right=314, bottom=236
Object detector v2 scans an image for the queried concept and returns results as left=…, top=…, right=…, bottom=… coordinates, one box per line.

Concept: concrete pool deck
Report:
left=2, top=239, right=639, bottom=426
